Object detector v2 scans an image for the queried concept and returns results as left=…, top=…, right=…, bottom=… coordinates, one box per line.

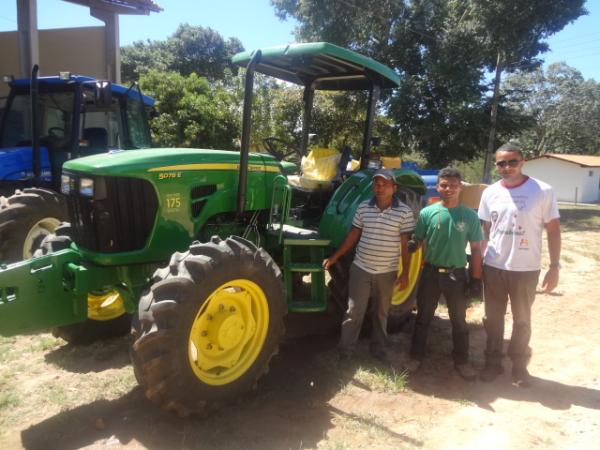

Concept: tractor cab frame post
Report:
left=299, top=84, right=315, bottom=155
left=359, top=84, right=380, bottom=170
left=237, top=50, right=262, bottom=217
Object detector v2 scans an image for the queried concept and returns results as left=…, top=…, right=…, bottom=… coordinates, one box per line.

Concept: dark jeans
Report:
left=410, top=264, right=470, bottom=365
left=482, top=265, right=540, bottom=369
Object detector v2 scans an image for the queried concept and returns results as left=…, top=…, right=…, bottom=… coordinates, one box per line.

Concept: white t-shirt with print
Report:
left=478, top=177, right=559, bottom=271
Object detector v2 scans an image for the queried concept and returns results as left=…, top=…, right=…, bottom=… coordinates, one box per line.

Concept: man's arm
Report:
left=322, top=227, right=362, bottom=270
left=480, top=220, right=490, bottom=257
left=541, top=218, right=561, bottom=293
left=395, top=232, right=412, bottom=289
left=469, top=241, right=483, bottom=279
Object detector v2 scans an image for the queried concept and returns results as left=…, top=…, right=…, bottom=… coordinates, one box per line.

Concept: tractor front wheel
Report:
left=34, top=224, right=131, bottom=345
left=131, top=236, right=286, bottom=417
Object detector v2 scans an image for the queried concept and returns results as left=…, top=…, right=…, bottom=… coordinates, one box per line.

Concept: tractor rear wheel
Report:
left=0, top=188, right=68, bottom=263
left=34, top=224, right=131, bottom=345
left=387, top=246, right=424, bottom=331
left=131, top=236, right=286, bottom=417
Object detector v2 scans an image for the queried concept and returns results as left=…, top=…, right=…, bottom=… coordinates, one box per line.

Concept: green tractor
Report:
left=0, top=43, right=425, bottom=416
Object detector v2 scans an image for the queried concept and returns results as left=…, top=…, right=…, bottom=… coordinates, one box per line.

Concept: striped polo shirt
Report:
left=352, top=197, right=416, bottom=274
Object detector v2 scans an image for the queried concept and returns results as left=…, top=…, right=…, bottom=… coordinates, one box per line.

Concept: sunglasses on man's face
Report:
left=495, top=159, right=521, bottom=168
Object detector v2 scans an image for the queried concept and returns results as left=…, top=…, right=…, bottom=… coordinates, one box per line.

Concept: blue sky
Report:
left=1, top=0, right=599, bottom=81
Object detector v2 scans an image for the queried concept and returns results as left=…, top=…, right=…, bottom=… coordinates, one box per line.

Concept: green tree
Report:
left=504, top=63, right=600, bottom=156
left=272, top=0, right=586, bottom=169
left=461, top=0, right=587, bottom=180
left=272, top=0, right=514, bottom=167
left=139, top=70, right=240, bottom=149
left=121, top=24, right=244, bottom=83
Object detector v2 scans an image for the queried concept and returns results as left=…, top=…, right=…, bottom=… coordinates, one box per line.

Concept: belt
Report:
left=425, top=263, right=459, bottom=273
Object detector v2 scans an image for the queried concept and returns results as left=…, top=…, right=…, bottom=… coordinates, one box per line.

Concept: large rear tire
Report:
left=131, top=236, right=286, bottom=417
left=34, top=224, right=131, bottom=345
left=0, top=188, right=68, bottom=263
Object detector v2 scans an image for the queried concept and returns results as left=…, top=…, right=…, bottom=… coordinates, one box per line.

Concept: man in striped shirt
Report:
left=323, top=168, right=416, bottom=360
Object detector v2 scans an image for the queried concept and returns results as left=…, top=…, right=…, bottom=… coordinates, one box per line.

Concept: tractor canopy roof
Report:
left=232, top=42, right=399, bottom=90
left=9, top=75, right=155, bottom=106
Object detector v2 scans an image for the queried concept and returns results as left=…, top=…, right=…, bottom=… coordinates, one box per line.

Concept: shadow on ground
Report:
left=44, top=336, right=131, bottom=373
left=22, top=327, right=421, bottom=450
left=404, top=315, right=600, bottom=413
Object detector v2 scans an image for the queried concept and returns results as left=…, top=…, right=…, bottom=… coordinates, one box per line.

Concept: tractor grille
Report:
left=66, top=174, right=158, bottom=253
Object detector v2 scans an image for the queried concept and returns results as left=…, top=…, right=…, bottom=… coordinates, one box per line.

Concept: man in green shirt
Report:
left=407, top=167, right=483, bottom=380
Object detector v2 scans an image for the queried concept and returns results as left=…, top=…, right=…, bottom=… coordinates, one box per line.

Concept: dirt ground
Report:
left=1, top=205, right=599, bottom=450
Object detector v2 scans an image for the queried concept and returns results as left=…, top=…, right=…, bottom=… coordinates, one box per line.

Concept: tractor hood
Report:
left=62, top=148, right=283, bottom=177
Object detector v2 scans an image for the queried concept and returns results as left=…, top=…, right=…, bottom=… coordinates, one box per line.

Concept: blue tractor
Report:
left=0, top=67, right=154, bottom=263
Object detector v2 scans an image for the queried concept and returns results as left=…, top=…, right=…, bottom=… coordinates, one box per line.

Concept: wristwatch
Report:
left=549, top=262, right=561, bottom=269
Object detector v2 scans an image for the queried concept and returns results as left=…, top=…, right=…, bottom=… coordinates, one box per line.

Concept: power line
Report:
left=0, top=15, right=17, bottom=24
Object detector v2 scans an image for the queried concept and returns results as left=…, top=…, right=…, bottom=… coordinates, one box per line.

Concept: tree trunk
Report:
left=481, top=51, right=503, bottom=184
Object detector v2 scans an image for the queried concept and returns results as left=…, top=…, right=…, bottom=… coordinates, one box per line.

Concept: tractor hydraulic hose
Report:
left=237, top=50, right=262, bottom=217
left=31, top=64, right=41, bottom=180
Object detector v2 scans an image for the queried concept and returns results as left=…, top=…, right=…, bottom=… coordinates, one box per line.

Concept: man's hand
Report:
left=465, top=278, right=482, bottom=299
left=407, top=239, right=419, bottom=254
left=541, top=267, right=559, bottom=293
left=395, top=272, right=409, bottom=290
left=322, top=256, right=338, bottom=271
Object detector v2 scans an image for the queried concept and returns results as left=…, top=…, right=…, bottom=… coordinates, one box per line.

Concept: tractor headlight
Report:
left=79, top=178, right=94, bottom=197
left=61, top=174, right=71, bottom=194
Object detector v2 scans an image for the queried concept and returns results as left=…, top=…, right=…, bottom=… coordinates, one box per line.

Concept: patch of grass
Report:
left=96, top=369, right=136, bottom=398
left=27, top=335, right=62, bottom=353
left=0, top=381, right=20, bottom=411
left=353, top=366, right=408, bottom=393
left=559, top=205, right=600, bottom=232
left=320, top=441, right=350, bottom=450
left=0, top=337, right=18, bottom=363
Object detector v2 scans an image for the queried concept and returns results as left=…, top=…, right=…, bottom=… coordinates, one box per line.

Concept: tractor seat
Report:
left=287, top=147, right=349, bottom=192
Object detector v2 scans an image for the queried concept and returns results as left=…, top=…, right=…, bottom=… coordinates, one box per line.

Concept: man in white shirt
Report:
left=478, top=142, right=561, bottom=387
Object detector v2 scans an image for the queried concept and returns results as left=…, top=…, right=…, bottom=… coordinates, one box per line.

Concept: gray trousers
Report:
left=483, top=265, right=540, bottom=369
left=339, top=263, right=397, bottom=352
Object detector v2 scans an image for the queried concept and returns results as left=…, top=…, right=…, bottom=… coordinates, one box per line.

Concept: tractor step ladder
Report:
left=268, top=175, right=330, bottom=312
left=283, top=237, right=330, bottom=312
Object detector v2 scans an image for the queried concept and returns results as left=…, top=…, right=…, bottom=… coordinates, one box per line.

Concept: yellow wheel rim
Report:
left=87, top=291, right=126, bottom=321
left=188, top=279, right=270, bottom=386
left=392, top=247, right=423, bottom=306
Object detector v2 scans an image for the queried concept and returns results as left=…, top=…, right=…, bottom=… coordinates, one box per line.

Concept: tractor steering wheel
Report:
left=262, top=137, right=302, bottom=161
left=47, top=127, right=66, bottom=139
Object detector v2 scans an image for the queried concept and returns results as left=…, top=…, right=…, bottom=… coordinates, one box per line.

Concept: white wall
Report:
left=524, top=158, right=600, bottom=203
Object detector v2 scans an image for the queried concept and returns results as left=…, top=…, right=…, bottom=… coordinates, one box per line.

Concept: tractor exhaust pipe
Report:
left=31, top=64, right=41, bottom=180
left=237, top=50, right=261, bottom=217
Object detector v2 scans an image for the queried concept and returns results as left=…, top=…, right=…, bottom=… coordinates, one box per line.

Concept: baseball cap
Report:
left=373, top=168, right=396, bottom=182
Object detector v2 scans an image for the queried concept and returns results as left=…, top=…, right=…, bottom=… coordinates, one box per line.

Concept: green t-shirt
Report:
left=415, top=203, right=483, bottom=268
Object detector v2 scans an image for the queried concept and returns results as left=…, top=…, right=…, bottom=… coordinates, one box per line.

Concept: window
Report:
left=125, top=96, right=151, bottom=149
left=0, top=91, right=75, bottom=149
